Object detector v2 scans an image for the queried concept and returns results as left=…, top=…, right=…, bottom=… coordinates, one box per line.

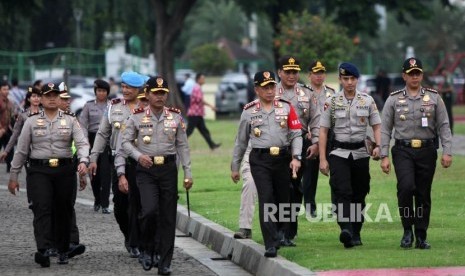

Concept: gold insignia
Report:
left=303, top=108, right=308, bottom=114
left=253, top=127, right=261, bottom=137
left=399, top=100, right=406, bottom=103
left=156, top=78, right=164, bottom=87
left=326, top=92, right=331, bottom=98
left=141, top=117, right=150, bottom=123
left=400, top=115, right=406, bottom=121
left=264, top=71, right=270, bottom=78
left=37, top=119, right=44, bottom=126
left=280, top=121, right=286, bottom=128
left=340, top=68, right=345, bottom=74
left=114, top=122, right=121, bottom=129
left=423, top=94, right=430, bottom=102
left=143, top=136, right=151, bottom=144
left=60, top=119, right=67, bottom=126
left=409, top=58, right=416, bottom=67
left=288, top=57, right=295, bottom=65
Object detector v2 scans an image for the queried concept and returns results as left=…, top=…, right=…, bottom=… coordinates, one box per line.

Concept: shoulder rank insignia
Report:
left=133, top=107, right=145, bottom=114
left=325, top=85, right=335, bottom=92
left=167, top=107, right=181, bottom=114
left=110, top=98, right=122, bottom=105
left=63, top=110, right=76, bottom=117
left=424, top=87, right=438, bottom=94
left=28, top=111, right=40, bottom=117
left=390, top=89, right=405, bottom=96
left=243, top=100, right=259, bottom=110
left=300, top=83, right=314, bottom=91
left=278, top=98, right=290, bottom=104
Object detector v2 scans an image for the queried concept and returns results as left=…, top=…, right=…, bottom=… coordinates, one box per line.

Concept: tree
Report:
left=190, top=44, right=234, bottom=75
left=275, top=11, right=355, bottom=71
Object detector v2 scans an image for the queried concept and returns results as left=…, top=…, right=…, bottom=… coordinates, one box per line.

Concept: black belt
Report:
left=252, top=147, right=289, bottom=156
left=395, top=139, right=435, bottom=149
left=333, top=140, right=365, bottom=150
left=29, top=158, right=74, bottom=167
left=149, top=154, right=176, bottom=165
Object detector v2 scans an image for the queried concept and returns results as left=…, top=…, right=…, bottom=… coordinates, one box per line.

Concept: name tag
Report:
left=422, top=117, right=428, bottom=127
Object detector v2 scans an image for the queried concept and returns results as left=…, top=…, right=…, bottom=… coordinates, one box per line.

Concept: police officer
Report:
left=276, top=55, right=320, bottom=245
left=88, top=71, right=145, bottom=257
left=319, top=63, right=381, bottom=248
left=58, top=82, right=71, bottom=111
left=122, top=76, right=192, bottom=275
left=8, top=83, right=89, bottom=266
left=303, top=61, right=336, bottom=217
left=231, top=71, right=302, bottom=258
left=380, top=57, right=452, bottom=249
left=79, top=79, right=111, bottom=213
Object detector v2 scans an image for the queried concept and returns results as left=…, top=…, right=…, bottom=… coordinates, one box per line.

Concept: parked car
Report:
left=215, top=72, right=252, bottom=114
left=357, top=73, right=405, bottom=110
left=69, top=84, right=96, bottom=116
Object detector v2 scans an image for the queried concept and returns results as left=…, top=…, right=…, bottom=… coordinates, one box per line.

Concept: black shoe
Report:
left=140, top=252, right=153, bottom=271
left=339, top=229, right=354, bottom=248
left=94, top=204, right=101, bottom=212
left=158, top=266, right=172, bottom=275
left=211, top=143, right=221, bottom=150
left=48, top=248, right=58, bottom=257
left=68, top=243, right=85, bottom=259
left=264, top=247, right=277, bottom=258
left=57, top=253, right=69, bottom=265
left=400, top=229, right=414, bottom=248
left=279, top=238, right=296, bottom=247
left=352, top=234, right=363, bottom=246
left=102, top=207, right=111, bottom=214
left=34, top=250, right=51, bottom=268
left=153, top=254, right=160, bottom=268
left=129, top=247, right=140, bottom=258
left=234, top=228, right=252, bottom=239
left=415, top=238, right=431, bottom=249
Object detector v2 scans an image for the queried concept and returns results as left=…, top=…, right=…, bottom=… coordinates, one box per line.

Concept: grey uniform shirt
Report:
left=311, top=84, right=336, bottom=113
left=79, top=100, right=109, bottom=138
left=90, top=99, right=142, bottom=163
left=320, top=90, right=381, bottom=160
left=380, top=87, right=452, bottom=157
left=231, top=99, right=303, bottom=172
left=4, top=108, right=42, bottom=154
left=121, top=106, right=192, bottom=179
left=276, top=83, right=320, bottom=144
left=9, top=110, right=90, bottom=181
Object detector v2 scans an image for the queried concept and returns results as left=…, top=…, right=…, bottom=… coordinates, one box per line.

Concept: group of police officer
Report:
left=231, top=56, right=452, bottom=257
left=7, top=72, right=191, bottom=275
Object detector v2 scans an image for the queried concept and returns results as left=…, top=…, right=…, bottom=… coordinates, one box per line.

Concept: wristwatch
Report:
left=117, top=172, right=125, bottom=178
left=293, top=155, right=302, bottom=161
left=80, top=161, right=89, bottom=167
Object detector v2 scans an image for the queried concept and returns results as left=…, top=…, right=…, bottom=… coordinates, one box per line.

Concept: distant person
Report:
left=8, top=78, right=26, bottom=112
left=109, top=77, right=120, bottom=98
left=181, top=73, right=195, bottom=110
left=437, top=67, right=454, bottom=134
left=186, top=73, right=221, bottom=150
left=0, top=81, right=15, bottom=172
left=33, top=79, right=43, bottom=90
left=244, top=64, right=255, bottom=103
left=374, top=69, right=391, bottom=108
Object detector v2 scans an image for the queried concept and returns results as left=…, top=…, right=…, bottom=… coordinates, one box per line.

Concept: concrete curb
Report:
left=176, top=205, right=315, bottom=276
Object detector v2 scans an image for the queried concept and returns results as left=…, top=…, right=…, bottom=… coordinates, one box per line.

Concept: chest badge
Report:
left=114, top=122, right=121, bottom=129
left=143, top=135, right=151, bottom=144
left=400, top=115, right=406, bottom=121
left=423, top=94, right=430, bottom=102
left=253, top=127, right=261, bottom=137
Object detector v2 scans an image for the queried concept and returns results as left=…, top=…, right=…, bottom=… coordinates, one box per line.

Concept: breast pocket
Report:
left=139, top=127, right=154, bottom=136
left=33, top=129, right=46, bottom=137
left=334, top=110, right=348, bottom=128
left=58, top=128, right=72, bottom=140
left=356, top=109, right=369, bottom=126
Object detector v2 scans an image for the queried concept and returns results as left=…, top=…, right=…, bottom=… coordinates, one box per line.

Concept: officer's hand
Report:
left=183, top=178, right=193, bottom=190
left=8, top=180, right=19, bottom=195
left=290, top=159, right=301, bottom=178
left=77, top=163, right=87, bottom=177
left=79, top=176, right=87, bottom=191
left=441, top=154, right=452, bottom=168
left=231, top=171, right=240, bottom=183
left=372, top=146, right=381, bottom=161
left=88, top=162, right=98, bottom=177
left=380, top=157, right=390, bottom=174
left=0, top=151, right=7, bottom=162
left=306, top=144, right=319, bottom=159
left=138, top=155, right=153, bottom=168
left=319, top=159, right=329, bottom=176
left=118, top=175, right=129, bottom=194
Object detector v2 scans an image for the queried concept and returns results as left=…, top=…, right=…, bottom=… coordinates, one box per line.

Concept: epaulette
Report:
left=133, top=107, right=145, bottom=114
left=28, top=112, right=40, bottom=117
left=167, top=107, right=181, bottom=114
left=64, top=110, right=76, bottom=117
left=243, top=100, right=259, bottom=110
left=277, top=98, right=290, bottom=104
left=359, top=92, right=369, bottom=97
left=300, top=83, right=314, bottom=91
left=325, top=85, right=335, bottom=92
left=390, top=89, right=405, bottom=96
left=110, top=98, right=121, bottom=105
left=87, top=99, right=94, bottom=103
left=424, top=87, right=438, bottom=94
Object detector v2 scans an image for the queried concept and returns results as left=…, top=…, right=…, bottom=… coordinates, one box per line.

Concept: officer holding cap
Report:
left=89, top=71, right=145, bottom=257
left=319, top=62, right=381, bottom=248
left=8, top=83, right=89, bottom=266
left=122, top=76, right=192, bottom=275
left=303, top=61, right=336, bottom=217
left=380, top=57, right=452, bottom=249
left=276, top=55, right=320, bottom=245
left=79, top=79, right=112, bottom=213
left=231, top=71, right=302, bottom=258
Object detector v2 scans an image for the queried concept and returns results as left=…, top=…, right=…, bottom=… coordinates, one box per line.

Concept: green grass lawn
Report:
left=180, top=119, right=465, bottom=271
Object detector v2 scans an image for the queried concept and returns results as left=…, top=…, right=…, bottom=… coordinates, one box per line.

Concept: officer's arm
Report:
left=9, top=118, right=32, bottom=182
left=121, top=116, right=142, bottom=162
left=435, top=96, right=452, bottom=156
left=90, top=108, right=112, bottom=163
left=78, top=103, right=90, bottom=138
left=175, top=116, right=192, bottom=179
left=380, top=96, right=395, bottom=158
left=114, top=149, right=127, bottom=178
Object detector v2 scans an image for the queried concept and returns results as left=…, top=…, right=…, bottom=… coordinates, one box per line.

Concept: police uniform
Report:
left=302, top=61, right=336, bottom=216
left=320, top=63, right=381, bottom=247
left=276, top=56, right=320, bottom=242
left=90, top=72, right=145, bottom=255
left=79, top=80, right=111, bottom=212
left=9, top=83, right=89, bottom=266
left=380, top=57, right=452, bottom=249
left=231, top=71, right=302, bottom=257
left=122, top=76, right=192, bottom=274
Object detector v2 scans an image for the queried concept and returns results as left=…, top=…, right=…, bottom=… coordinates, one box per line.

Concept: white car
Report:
left=215, top=72, right=252, bottom=114
left=69, top=84, right=96, bottom=116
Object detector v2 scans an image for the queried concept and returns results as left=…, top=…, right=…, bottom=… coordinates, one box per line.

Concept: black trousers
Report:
left=89, top=132, right=112, bottom=208
left=137, top=161, right=178, bottom=269
left=27, top=163, right=75, bottom=253
left=302, top=156, right=320, bottom=212
left=110, top=157, right=141, bottom=247
left=329, top=154, right=370, bottom=234
left=0, top=130, right=13, bottom=171
left=249, top=150, right=291, bottom=249
left=186, top=116, right=216, bottom=149
left=391, top=145, right=437, bottom=239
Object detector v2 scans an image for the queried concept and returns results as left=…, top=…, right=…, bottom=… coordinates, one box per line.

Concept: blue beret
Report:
left=121, top=71, right=145, bottom=88
left=339, top=62, right=360, bottom=78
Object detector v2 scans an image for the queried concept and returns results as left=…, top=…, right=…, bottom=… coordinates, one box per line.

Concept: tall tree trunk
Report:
left=152, top=0, right=197, bottom=112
